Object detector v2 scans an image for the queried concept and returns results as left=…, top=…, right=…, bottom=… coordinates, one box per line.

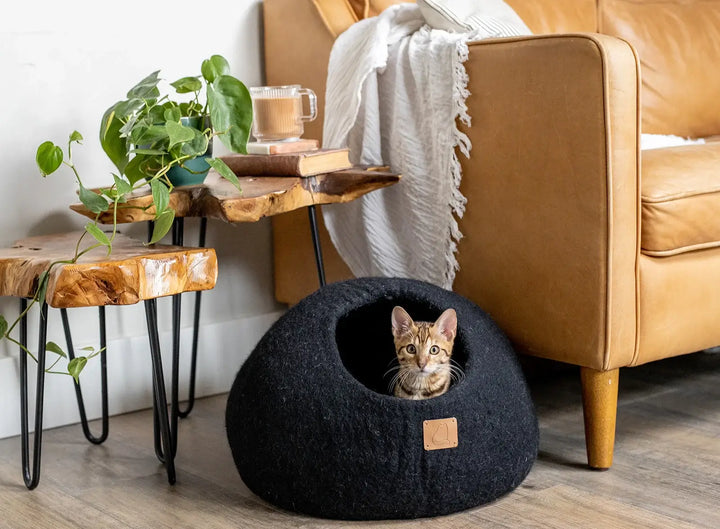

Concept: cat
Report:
left=389, top=306, right=460, bottom=400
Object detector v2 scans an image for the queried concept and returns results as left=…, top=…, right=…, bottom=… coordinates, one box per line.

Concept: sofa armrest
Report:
left=453, top=34, right=640, bottom=370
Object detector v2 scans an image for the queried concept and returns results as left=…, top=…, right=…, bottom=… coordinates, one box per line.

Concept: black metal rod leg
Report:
left=307, top=205, right=327, bottom=287
left=151, top=217, right=184, bottom=461
left=165, top=217, right=186, bottom=453
left=169, top=287, right=180, bottom=457
left=152, top=389, right=165, bottom=464
left=144, top=299, right=176, bottom=484
left=147, top=218, right=166, bottom=462
left=178, top=216, right=206, bottom=418
left=19, top=299, right=48, bottom=490
left=60, top=307, right=109, bottom=444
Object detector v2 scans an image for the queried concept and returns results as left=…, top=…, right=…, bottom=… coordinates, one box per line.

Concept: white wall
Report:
left=0, top=0, right=285, bottom=438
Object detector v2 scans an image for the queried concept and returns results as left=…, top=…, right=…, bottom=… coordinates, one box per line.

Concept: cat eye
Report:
left=430, top=345, right=440, bottom=355
left=406, top=344, right=416, bottom=354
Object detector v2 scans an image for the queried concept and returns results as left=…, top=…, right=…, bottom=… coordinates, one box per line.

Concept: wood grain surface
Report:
left=69, top=168, right=401, bottom=224
left=0, top=231, right=217, bottom=308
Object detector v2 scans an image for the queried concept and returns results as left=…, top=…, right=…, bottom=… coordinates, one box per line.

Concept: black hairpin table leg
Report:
left=307, top=205, right=327, bottom=287
left=147, top=219, right=167, bottom=463
left=149, top=217, right=186, bottom=464
left=61, top=307, right=109, bottom=444
left=178, top=216, right=206, bottom=418
left=144, top=298, right=176, bottom=484
left=19, top=299, right=49, bottom=490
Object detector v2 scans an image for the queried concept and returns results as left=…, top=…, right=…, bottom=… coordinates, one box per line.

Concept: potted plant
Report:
left=0, top=54, right=253, bottom=381
left=100, top=53, right=252, bottom=243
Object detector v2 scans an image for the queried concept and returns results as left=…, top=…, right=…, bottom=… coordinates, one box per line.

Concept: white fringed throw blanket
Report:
left=322, top=4, right=528, bottom=289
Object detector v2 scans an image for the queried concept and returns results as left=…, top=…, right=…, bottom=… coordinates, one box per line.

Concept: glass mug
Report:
left=249, top=85, right=317, bottom=142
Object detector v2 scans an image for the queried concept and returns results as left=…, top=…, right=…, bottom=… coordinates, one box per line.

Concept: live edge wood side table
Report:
left=0, top=232, right=218, bottom=488
left=70, top=166, right=401, bottom=431
left=71, top=167, right=401, bottom=286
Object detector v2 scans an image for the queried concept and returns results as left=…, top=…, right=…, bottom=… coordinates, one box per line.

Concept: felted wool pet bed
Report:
left=226, top=277, right=538, bottom=520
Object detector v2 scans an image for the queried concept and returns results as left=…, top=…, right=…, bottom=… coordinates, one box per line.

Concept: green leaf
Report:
left=129, top=124, right=148, bottom=145
left=151, top=179, right=170, bottom=214
left=124, top=154, right=155, bottom=186
left=207, top=158, right=242, bottom=193
left=171, top=76, right=202, bottom=94
left=80, top=346, right=96, bottom=352
left=100, top=187, right=119, bottom=200
left=113, top=174, right=132, bottom=195
left=118, top=113, right=139, bottom=139
left=36, top=141, right=64, bottom=176
left=87, top=346, right=106, bottom=359
left=180, top=129, right=209, bottom=157
left=45, top=341, right=67, bottom=358
left=100, top=104, right=130, bottom=174
left=135, top=124, right=169, bottom=146
left=36, top=270, right=49, bottom=304
left=85, top=223, right=111, bottom=251
left=114, top=98, right=145, bottom=118
left=208, top=76, right=252, bottom=154
left=164, top=106, right=182, bottom=123
left=67, top=356, right=88, bottom=383
left=132, top=148, right=168, bottom=156
left=67, top=130, right=84, bottom=158
left=166, top=120, right=195, bottom=148
left=126, top=70, right=161, bottom=100
left=79, top=185, right=110, bottom=214
left=148, top=104, right=168, bottom=124
left=201, top=55, right=230, bottom=83
left=180, top=101, right=204, bottom=118
left=148, top=209, right=175, bottom=244
left=0, top=314, right=8, bottom=337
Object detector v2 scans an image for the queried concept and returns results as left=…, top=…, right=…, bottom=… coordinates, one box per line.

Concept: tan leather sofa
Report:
left=263, top=0, right=720, bottom=469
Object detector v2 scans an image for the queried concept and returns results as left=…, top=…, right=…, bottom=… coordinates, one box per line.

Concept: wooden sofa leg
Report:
left=580, top=367, right=619, bottom=470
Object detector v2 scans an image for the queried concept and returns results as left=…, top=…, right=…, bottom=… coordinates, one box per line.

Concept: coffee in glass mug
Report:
left=250, top=85, right=317, bottom=142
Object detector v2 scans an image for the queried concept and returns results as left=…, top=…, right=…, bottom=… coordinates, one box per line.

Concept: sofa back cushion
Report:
left=347, top=0, right=409, bottom=18
left=346, top=0, right=596, bottom=32
left=506, top=0, right=596, bottom=33
left=599, top=0, right=720, bottom=138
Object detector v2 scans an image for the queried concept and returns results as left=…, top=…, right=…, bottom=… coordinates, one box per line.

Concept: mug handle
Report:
left=299, top=88, right=317, bottom=122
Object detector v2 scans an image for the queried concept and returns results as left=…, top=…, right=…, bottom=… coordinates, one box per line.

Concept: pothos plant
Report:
left=0, top=54, right=252, bottom=381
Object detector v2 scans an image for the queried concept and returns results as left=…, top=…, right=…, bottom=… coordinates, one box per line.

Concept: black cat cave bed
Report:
left=226, top=277, right=538, bottom=520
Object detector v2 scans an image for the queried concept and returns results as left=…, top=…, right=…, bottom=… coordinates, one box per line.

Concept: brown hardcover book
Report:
left=246, top=139, right=320, bottom=155
left=220, top=148, right=352, bottom=177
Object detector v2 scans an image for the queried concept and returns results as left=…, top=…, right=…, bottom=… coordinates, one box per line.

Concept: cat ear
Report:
left=391, top=306, right=414, bottom=337
left=435, top=308, right=457, bottom=341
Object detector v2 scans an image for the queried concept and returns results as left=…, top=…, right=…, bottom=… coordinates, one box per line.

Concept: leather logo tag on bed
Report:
left=423, top=417, right=458, bottom=451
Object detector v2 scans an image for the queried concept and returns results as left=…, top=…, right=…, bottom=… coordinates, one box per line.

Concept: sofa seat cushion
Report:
left=642, top=143, right=720, bottom=256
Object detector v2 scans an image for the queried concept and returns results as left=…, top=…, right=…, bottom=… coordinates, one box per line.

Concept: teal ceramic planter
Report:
left=166, top=116, right=213, bottom=187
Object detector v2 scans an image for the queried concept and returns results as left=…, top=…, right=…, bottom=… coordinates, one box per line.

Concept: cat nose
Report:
left=418, top=359, right=427, bottom=370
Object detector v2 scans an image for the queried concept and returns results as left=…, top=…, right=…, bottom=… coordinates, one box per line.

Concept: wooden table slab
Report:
left=0, top=232, right=218, bottom=308
left=70, top=168, right=401, bottom=224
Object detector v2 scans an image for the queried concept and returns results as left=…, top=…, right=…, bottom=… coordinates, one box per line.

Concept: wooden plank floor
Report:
left=1, top=352, right=719, bottom=528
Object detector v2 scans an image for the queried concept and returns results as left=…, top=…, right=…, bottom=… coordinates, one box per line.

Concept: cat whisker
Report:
left=383, top=365, right=402, bottom=378
left=387, top=370, right=406, bottom=394
left=449, top=364, right=465, bottom=375
left=449, top=359, right=464, bottom=369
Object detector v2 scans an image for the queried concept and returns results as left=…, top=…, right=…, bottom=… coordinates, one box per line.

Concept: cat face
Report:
left=391, top=306, right=457, bottom=377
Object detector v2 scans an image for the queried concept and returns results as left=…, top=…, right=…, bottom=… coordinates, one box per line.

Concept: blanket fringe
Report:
left=443, top=38, right=472, bottom=289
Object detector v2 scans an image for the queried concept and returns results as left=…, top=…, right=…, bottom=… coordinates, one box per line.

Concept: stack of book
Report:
left=223, top=139, right=352, bottom=178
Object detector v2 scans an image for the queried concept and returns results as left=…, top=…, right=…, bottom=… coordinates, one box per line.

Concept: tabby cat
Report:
left=389, top=306, right=459, bottom=400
